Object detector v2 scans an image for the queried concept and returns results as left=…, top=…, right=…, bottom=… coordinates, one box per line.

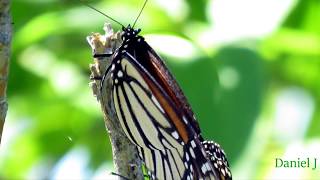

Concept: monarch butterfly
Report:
left=86, top=1, right=231, bottom=179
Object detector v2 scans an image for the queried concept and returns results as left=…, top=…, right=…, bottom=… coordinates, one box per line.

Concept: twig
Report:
left=0, top=0, right=11, bottom=146
left=87, top=23, right=144, bottom=180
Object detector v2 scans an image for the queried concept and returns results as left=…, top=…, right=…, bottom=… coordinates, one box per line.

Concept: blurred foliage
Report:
left=0, top=0, right=319, bottom=179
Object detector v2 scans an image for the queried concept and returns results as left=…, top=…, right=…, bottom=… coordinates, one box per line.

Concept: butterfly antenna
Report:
left=132, top=0, right=148, bottom=28
left=80, top=1, right=124, bottom=27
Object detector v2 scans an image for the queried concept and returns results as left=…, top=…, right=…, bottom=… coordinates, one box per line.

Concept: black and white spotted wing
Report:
left=203, top=141, right=232, bottom=180
left=98, top=26, right=229, bottom=180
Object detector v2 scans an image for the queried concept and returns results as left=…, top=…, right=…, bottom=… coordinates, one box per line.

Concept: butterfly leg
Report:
left=93, top=53, right=113, bottom=58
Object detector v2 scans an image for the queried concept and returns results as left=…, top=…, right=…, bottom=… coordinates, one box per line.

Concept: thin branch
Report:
left=87, top=23, right=144, bottom=180
left=0, top=0, right=11, bottom=145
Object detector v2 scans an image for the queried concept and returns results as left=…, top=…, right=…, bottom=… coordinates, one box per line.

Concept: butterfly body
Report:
left=95, top=25, right=231, bottom=180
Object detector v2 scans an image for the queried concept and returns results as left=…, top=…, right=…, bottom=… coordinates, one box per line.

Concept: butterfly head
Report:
left=121, top=25, right=141, bottom=41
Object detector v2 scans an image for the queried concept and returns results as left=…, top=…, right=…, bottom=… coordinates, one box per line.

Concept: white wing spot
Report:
left=111, top=64, right=115, bottom=71
left=115, top=79, right=118, bottom=84
left=226, top=168, right=231, bottom=176
left=183, top=116, right=188, bottom=124
left=172, top=131, right=179, bottom=139
left=189, top=147, right=195, bottom=158
left=211, top=156, right=216, bottom=161
left=191, top=140, right=196, bottom=148
left=201, top=148, right=207, bottom=156
left=201, top=164, right=207, bottom=173
left=214, top=162, right=218, bottom=168
left=117, top=60, right=120, bottom=64
left=221, top=168, right=226, bottom=176
left=184, top=162, right=188, bottom=168
left=117, top=71, right=123, bottom=78
left=186, top=153, right=189, bottom=161
left=151, top=95, right=165, bottom=113
left=205, top=162, right=211, bottom=172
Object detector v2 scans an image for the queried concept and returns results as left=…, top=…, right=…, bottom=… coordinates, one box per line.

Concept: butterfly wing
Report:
left=140, top=42, right=202, bottom=137
left=203, top=141, right=232, bottom=180
left=101, top=34, right=220, bottom=179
